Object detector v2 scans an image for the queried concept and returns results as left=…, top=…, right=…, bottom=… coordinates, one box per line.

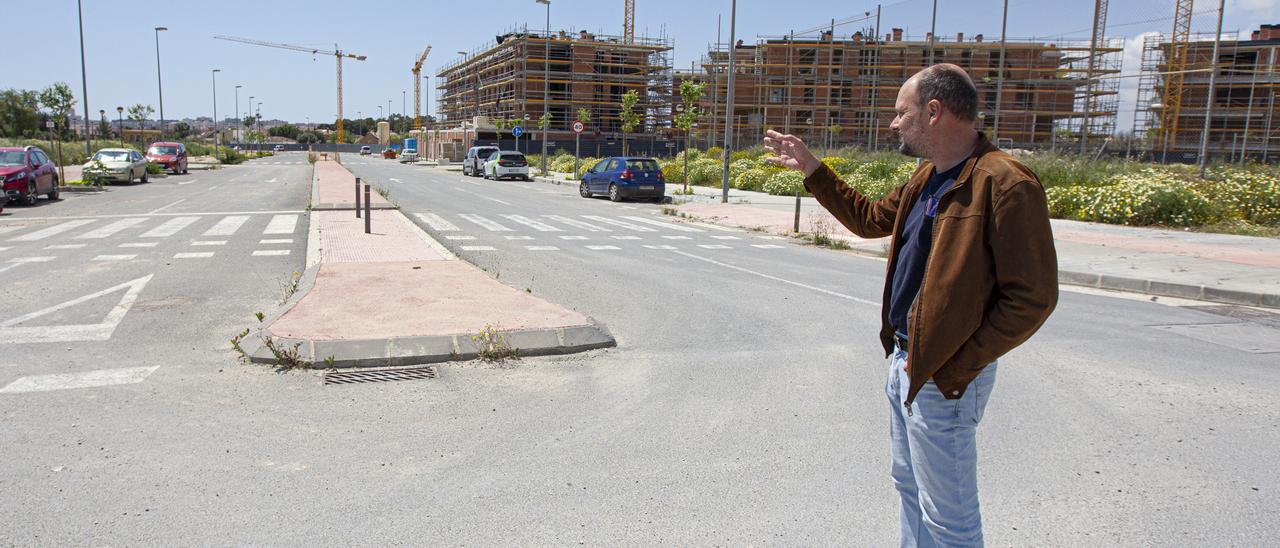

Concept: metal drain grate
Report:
left=324, top=366, right=439, bottom=385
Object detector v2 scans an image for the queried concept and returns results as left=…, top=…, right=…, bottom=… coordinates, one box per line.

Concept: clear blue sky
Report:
left=9, top=0, right=1272, bottom=130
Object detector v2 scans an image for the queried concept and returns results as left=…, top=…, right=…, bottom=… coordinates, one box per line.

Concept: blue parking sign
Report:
left=512, top=126, right=524, bottom=138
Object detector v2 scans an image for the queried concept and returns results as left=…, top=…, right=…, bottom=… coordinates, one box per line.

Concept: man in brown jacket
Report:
left=764, top=64, right=1058, bottom=546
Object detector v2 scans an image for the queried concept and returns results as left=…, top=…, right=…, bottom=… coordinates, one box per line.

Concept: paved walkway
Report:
left=669, top=194, right=1280, bottom=308
left=313, top=159, right=394, bottom=209
left=252, top=159, right=613, bottom=367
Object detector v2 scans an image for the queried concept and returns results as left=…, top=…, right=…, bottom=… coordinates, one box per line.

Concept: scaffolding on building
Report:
left=677, top=28, right=1123, bottom=152
left=434, top=25, right=673, bottom=138
left=1135, top=29, right=1280, bottom=163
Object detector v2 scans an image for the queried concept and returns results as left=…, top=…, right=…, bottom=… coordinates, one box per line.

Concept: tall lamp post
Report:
left=234, top=85, right=241, bottom=144
left=211, top=68, right=221, bottom=159
left=247, top=95, right=254, bottom=150
left=78, top=0, right=91, bottom=155
left=457, top=50, right=471, bottom=148
left=99, top=109, right=105, bottom=143
left=720, top=0, right=737, bottom=203
left=536, top=0, right=550, bottom=176
left=116, top=106, right=124, bottom=145
left=154, top=27, right=168, bottom=136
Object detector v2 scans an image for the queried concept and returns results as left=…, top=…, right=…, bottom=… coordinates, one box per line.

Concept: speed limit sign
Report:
left=572, top=120, right=585, bottom=134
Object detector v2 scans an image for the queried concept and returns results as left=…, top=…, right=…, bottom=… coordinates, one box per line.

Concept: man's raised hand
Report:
left=763, top=130, right=822, bottom=177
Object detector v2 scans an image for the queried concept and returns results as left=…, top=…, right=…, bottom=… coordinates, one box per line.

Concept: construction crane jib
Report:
left=213, top=35, right=366, bottom=144
left=413, top=45, right=432, bottom=131
left=623, top=0, right=635, bottom=44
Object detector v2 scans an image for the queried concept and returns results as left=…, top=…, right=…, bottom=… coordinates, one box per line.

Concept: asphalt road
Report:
left=1, top=153, right=1276, bottom=545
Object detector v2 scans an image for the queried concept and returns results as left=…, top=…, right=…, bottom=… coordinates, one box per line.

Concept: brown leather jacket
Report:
left=803, top=134, right=1058, bottom=409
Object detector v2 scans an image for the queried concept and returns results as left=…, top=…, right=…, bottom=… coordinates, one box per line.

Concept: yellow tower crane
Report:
left=213, top=35, right=366, bottom=144
left=1159, top=0, right=1194, bottom=159
left=412, top=45, right=432, bottom=130
left=623, top=0, right=635, bottom=44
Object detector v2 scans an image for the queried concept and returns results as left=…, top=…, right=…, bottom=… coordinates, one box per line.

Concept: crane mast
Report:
left=212, top=35, right=366, bottom=143
left=623, top=0, right=635, bottom=44
left=412, top=45, right=432, bottom=130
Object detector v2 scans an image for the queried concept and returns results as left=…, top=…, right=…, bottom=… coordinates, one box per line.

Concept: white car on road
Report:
left=399, top=149, right=419, bottom=163
left=83, top=148, right=149, bottom=184
left=482, top=151, right=531, bottom=181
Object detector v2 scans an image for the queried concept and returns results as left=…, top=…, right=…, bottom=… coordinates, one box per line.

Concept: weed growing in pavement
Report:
left=278, top=271, right=302, bottom=304
left=230, top=328, right=251, bottom=362
left=807, top=215, right=852, bottom=250
left=661, top=206, right=679, bottom=216
left=255, top=311, right=265, bottom=322
left=260, top=335, right=306, bottom=371
left=471, top=325, right=519, bottom=363
left=322, top=356, right=336, bottom=369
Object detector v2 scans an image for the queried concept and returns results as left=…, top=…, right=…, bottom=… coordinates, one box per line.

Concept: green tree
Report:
left=171, top=122, right=192, bottom=139
left=38, top=82, right=76, bottom=139
left=0, top=89, right=41, bottom=138
left=619, top=89, right=641, bottom=156
left=576, top=107, right=591, bottom=125
left=296, top=131, right=322, bottom=144
left=674, top=78, right=706, bottom=191
left=127, top=104, right=154, bottom=144
left=828, top=124, right=842, bottom=149
left=268, top=123, right=300, bottom=140
left=97, top=117, right=112, bottom=139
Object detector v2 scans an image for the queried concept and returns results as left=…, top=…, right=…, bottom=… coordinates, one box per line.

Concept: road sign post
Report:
left=572, top=121, right=584, bottom=180
left=512, top=125, right=523, bottom=155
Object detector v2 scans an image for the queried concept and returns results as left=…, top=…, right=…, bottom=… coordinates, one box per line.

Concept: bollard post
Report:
left=794, top=190, right=801, bottom=233
left=355, top=177, right=362, bottom=218
left=364, top=184, right=372, bottom=234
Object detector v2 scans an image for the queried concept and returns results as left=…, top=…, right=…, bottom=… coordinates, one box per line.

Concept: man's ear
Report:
left=928, top=100, right=942, bottom=125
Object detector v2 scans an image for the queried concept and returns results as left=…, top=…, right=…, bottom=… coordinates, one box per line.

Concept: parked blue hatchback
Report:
left=578, top=157, right=666, bottom=202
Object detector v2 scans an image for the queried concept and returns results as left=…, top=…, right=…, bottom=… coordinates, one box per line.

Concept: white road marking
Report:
left=444, top=235, right=477, bottom=240
left=120, top=242, right=158, bottom=248
left=697, top=244, right=732, bottom=250
left=176, top=179, right=199, bottom=185
left=174, top=252, right=214, bottom=259
left=643, top=245, right=677, bottom=250
left=581, top=215, right=657, bottom=232
left=611, top=236, right=641, bottom=240
left=586, top=245, right=621, bottom=250
left=147, top=199, right=186, bottom=214
left=559, top=235, right=589, bottom=240
left=0, top=274, right=153, bottom=343
left=259, top=239, right=293, bottom=244
left=500, top=214, right=561, bottom=232
left=752, top=244, right=786, bottom=249
left=460, top=245, right=496, bottom=251
left=0, top=210, right=305, bottom=222
left=686, top=221, right=740, bottom=232
left=483, top=196, right=511, bottom=205
left=8, top=256, right=55, bottom=263
left=44, top=244, right=86, bottom=250
left=0, top=366, right=159, bottom=394
left=263, top=214, right=299, bottom=234
left=621, top=216, right=704, bottom=232
left=458, top=214, right=512, bottom=232
left=543, top=215, right=612, bottom=232
left=192, top=241, right=227, bottom=246
left=0, top=263, right=24, bottom=273
left=389, top=178, right=403, bottom=184
left=207, top=186, right=218, bottom=190
left=92, top=254, right=137, bottom=261
left=141, top=216, right=199, bottom=238
left=505, top=235, right=534, bottom=240
left=252, top=250, right=290, bottom=256
left=671, top=250, right=878, bottom=306
left=8, top=219, right=96, bottom=241
left=0, top=226, right=22, bottom=236
left=662, top=235, right=692, bottom=240
left=75, top=218, right=147, bottom=239
left=265, top=178, right=278, bottom=183
left=414, top=213, right=461, bottom=231
left=203, top=215, right=250, bottom=236
left=711, top=235, right=741, bottom=240
left=525, top=246, right=559, bottom=251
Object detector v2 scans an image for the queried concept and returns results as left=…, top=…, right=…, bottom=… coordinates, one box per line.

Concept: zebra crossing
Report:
left=1, top=213, right=304, bottom=264
left=412, top=212, right=791, bottom=254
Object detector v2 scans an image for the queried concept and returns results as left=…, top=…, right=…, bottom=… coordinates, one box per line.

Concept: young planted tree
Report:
left=574, top=107, right=591, bottom=175
left=674, top=78, right=706, bottom=192
left=537, top=112, right=553, bottom=174
left=38, top=82, right=76, bottom=139
left=127, top=104, right=154, bottom=144
left=828, top=124, right=842, bottom=150
left=619, top=89, right=641, bottom=156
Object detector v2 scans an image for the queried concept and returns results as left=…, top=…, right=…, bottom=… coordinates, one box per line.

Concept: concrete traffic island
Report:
left=246, top=158, right=614, bottom=368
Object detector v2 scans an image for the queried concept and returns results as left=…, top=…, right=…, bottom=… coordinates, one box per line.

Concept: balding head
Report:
left=908, top=63, right=979, bottom=121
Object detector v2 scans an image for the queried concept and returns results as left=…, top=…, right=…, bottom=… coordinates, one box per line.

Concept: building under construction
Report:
left=676, top=27, right=1122, bottom=152
left=430, top=26, right=674, bottom=160
left=1135, top=24, right=1280, bottom=163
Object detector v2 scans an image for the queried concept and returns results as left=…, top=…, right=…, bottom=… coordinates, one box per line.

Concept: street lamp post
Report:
left=536, top=0, right=550, bottom=176
left=154, top=27, right=167, bottom=136
left=116, top=106, right=124, bottom=146
left=78, top=0, right=91, bottom=155
left=720, top=0, right=737, bottom=203
left=256, top=102, right=262, bottom=139
left=211, top=69, right=221, bottom=159
left=234, top=85, right=241, bottom=144
left=99, top=109, right=105, bottom=143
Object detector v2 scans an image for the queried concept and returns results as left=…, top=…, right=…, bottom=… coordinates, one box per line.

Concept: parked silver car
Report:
left=83, top=148, right=149, bottom=184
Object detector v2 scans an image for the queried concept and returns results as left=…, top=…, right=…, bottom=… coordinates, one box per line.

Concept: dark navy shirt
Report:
left=889, top=161, right=965, bottom=333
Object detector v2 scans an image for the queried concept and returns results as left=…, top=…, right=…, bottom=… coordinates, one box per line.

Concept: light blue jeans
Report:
left=886, top=343, right=997, bottom=547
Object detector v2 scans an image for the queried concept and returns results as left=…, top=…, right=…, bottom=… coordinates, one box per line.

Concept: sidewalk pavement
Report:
left=670, top=193, right=1280, bottom=309
left=247, top=158, right=614, bottom=367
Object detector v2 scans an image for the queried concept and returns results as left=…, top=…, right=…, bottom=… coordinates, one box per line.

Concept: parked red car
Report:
left=0, top=146, right=59, bottom=206
left=145, top=141, right=188, bottom=174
